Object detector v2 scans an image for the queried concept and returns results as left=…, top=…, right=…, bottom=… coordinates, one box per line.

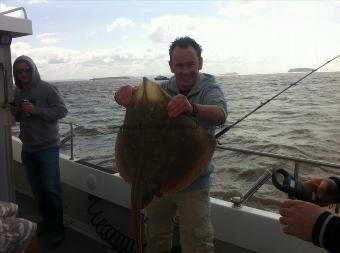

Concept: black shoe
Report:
left=37, top=221, right=46, bottom=236
left=48, top=231, right=64, bottom=247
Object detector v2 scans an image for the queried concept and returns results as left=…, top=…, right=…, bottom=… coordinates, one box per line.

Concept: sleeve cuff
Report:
left=313, top=211, right=340, bottom=252
left=329, top=177, right=340, bottom=203
left=312, top=211, right=331, bottom=247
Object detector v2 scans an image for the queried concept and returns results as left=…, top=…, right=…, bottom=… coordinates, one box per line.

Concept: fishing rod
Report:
left=214, top=54, right=340, bottom=139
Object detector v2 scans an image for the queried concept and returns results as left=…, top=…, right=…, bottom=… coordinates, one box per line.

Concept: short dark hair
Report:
left=169, top=36, right=202, bottom=61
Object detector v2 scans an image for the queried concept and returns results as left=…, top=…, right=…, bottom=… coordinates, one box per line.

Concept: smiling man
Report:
left=115, top=36, right=227, bottom=252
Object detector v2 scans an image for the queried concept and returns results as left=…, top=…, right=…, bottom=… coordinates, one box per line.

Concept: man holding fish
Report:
left=115, top=36, right=227, bottom=252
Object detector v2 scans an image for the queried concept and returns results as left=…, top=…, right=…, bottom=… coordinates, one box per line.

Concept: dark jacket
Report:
left=312, top=177, right=340, bottom=253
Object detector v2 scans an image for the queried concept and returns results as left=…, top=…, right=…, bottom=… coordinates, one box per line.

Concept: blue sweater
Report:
left=161, top=73, right=227, bottom=192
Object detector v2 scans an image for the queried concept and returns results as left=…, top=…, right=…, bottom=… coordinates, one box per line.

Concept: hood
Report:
left=167, top=73, right=216, bottom=96
left=188, top=73, right=215, bottom=96
left=13, top=55, right=41, bottom=89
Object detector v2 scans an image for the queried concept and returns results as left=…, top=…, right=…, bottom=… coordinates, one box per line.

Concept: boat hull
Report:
left=12, top=137, right=324, bottom=253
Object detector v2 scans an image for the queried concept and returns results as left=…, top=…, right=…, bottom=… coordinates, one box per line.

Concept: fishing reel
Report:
left=272, top=168, right=317, bottom=203
left=230, top=168, right=318, bottom=208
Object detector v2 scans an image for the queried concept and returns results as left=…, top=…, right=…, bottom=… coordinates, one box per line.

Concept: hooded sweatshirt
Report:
left=312, top=177, right=340, bottom=253
left=13, top=55, right=68, bottom=151
left=161, top=73, right=228, bottom=192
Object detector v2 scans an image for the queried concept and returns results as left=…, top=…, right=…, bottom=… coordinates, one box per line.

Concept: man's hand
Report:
left=167, top=94, right=192, bottom=118
left=114, top=85, right=135, bottom=107
left=304, top=179, right=338, bottom=206
left=21, top=101, right=35, bottom=113
left=279, top=199, right=325, bottom=242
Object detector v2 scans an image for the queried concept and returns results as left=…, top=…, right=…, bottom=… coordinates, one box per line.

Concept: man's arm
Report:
left=115, top=84, right=224, bottom=125
left=191, top=103, right=225, bottom=125
left=279, top=199, right=325, bottom=242
left=198, top=83, right=227, bottom=125
left=167, top=94, right=226, bottom=125
left=167, top=84, right=227, bottom=125
left=312, top=177, right=340, bottom=252
left=32, top=85, right=67, bottom=121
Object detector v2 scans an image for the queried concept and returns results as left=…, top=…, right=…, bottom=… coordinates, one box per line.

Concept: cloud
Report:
left=144, top=14, right=202, bottom=44
left=37, top=33, right=60, bottom=44
left=106, top=17, right=135, bottom=32
left=8, top=1, right=340, bottom=80
left=215, top=0, right=340, bottom=21
left=11, top=46, right=84, bottom=80
left=11, top=42, right=32, bottom=53
left=9, top=44, right=169, bottom=80
left=141, top=1, right=340, bottom=75
left=27, top=0, right=48, bottom=4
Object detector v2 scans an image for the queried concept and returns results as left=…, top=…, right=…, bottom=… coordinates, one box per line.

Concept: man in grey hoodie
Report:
left=115, top=37, right=227, bottom=253
left=11, top=55, right=68, bottom=246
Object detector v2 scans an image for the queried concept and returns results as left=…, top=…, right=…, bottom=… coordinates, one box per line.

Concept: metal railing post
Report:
left=59, top=121, right=75, bottom=160
left=294, top=161, right=300, bottom=184
left=70, top=123, right=74, bottom=160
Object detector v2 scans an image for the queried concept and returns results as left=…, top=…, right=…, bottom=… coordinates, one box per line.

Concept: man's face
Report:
left=15, top=62, right=32, bottom=86
left=169, top=46, right=202, bottom=91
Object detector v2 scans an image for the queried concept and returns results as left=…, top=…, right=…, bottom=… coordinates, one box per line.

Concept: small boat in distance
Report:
left=288, top=68, right=314, bottom=73
left=154, top=75, right=169, bottom=80
left=220, top=72, right=238, bottom=76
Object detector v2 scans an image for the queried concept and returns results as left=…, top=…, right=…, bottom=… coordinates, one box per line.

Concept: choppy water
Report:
left=15, top=72, right=340, bottom=212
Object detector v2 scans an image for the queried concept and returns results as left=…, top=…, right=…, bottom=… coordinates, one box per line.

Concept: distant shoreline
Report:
left=47, top=71, right=340, bottom=82
left=288, top=68, right=314, bottom=73
left=90, top=76, right=131, bottom=81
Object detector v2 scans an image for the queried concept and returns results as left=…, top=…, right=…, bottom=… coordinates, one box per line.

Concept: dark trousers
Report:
left=21, top=146, right=64, bottom=234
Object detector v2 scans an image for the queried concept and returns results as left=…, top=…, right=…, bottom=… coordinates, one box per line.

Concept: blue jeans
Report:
left=21, top=146, right=64, bottom=234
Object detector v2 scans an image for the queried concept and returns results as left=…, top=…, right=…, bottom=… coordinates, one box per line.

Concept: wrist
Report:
left=312, top=211, right=333, bottom=248
left=189, top=102, right=198, bottom=117
left=329, top=177, right=340, bottom=203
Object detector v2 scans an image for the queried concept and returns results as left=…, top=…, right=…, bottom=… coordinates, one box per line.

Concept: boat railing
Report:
left=217, top=145, right=340, bottom=170
left=59, top=121, right=77, bottom=160
left=217, top=145, right=340, bottom=207
left=0, top=7, right=28, bottom=19
left=58, top=121, right=340, bottom=207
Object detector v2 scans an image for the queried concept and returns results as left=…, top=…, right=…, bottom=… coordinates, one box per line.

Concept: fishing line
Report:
left=215, top=54, right=340, bottom=139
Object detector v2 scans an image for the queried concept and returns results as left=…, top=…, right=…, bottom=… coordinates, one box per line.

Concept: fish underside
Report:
left=115, top=78, right=216, bottom=253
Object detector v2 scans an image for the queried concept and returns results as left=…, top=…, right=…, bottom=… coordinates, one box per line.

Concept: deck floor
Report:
left=16, top=192, right=110, bottom=253
left=16, top=191, right=251, bottom=253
